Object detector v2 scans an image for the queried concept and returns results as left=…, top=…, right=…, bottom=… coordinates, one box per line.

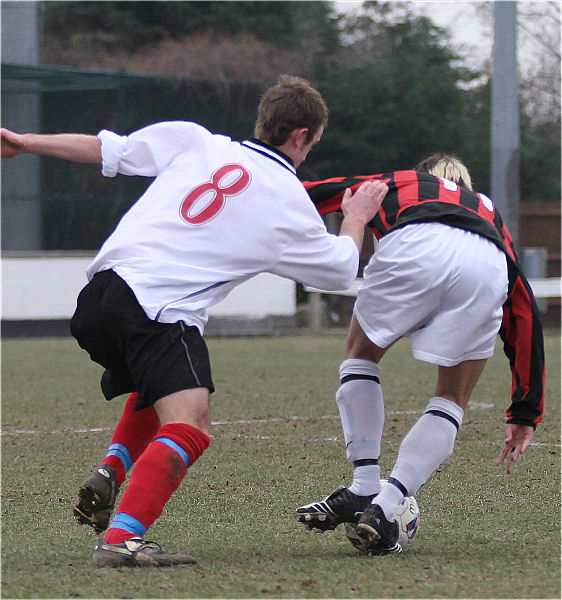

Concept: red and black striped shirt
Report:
left=304, top=170, right=545, bottom=428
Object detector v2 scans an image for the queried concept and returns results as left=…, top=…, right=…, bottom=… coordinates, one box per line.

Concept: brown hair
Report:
left=414, top=153, right=473, bottom=191
left=253, top=75, right=328, bottom=146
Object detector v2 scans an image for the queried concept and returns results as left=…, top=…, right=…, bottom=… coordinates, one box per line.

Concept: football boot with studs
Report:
left=355, top=503, right=402, bottom=555
left=93, top=537, right=197, bottom=568
left=73, top=463, right=120, bottom=533
left=296, top=487, right=376, bottom=532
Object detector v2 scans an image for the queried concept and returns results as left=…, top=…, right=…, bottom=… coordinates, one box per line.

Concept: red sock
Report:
left=104, top=423, right=210, bottom=544
left=102, top=393, right=160, bottom=486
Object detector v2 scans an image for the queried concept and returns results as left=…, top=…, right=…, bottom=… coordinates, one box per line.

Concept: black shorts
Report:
left=70, top=270, right=214, bottom=410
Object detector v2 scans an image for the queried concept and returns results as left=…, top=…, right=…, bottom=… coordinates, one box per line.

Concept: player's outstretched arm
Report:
left=1, top=127, right=102, bottom=164
left=496, top=423, right=535, bottom=474
left=339, top=180, right=388, bottom=251
left=1, top=128, right=26, bottom=158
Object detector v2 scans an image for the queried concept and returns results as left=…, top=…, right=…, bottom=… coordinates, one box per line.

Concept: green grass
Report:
left=2, top=332, right=560, bottom=599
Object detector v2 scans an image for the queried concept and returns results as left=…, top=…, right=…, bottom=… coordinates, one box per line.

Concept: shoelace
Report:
left=131, top=539, right=162, bottom=551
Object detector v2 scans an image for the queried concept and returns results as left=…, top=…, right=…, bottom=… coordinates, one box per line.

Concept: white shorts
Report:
left=354, top=222, right=509, bottom=367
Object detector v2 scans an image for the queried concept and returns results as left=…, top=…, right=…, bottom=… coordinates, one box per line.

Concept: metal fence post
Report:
left=521, top=247, right=548, bottom=313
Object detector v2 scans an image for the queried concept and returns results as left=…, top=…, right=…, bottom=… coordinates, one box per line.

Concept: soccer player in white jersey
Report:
left=1, top=75, right=388, bottom=567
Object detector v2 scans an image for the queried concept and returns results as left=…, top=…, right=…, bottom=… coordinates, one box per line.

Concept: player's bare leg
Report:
left=434, top=359, right=488, bottom=410
left=342, top=315, right=388, bottom=362
left=152, top=387, right=211, bottom=431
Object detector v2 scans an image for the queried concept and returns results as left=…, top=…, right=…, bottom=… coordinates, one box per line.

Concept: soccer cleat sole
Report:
left=297, top=510, right=341, bottom=532
left=356, top=522, right=402, bottom=555
left=73, top=487, right=113, bottom=533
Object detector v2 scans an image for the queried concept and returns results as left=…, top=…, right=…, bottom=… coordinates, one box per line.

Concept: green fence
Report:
left=2, top=63, right=263, bottom=250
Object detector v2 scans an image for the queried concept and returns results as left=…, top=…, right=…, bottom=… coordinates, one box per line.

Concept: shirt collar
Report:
left=241, top=138, right=296, bottom=175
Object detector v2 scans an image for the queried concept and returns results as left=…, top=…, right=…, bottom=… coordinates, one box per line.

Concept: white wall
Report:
left=1, top=256, right=296, bottom=320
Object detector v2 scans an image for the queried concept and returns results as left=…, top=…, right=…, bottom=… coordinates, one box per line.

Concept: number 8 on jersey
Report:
left=180, top=164, right=251, bottom=225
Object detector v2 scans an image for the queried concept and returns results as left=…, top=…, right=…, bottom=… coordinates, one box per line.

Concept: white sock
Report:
left=348, top=464, right=381, bottom=496
left=375, top=397, right=464, bottom=520
left=371, top=481, right=406, bottom=521
left=336, top=358, right=384, bottom=496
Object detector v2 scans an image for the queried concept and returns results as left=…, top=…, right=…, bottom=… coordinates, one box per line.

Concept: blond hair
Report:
left=414, top=153, right=473, bottom=191
left=253, top=75, right=328, bottom=146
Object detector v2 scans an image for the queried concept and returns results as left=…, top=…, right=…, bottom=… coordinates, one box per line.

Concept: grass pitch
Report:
left=2, top=332, right=560, bottom=599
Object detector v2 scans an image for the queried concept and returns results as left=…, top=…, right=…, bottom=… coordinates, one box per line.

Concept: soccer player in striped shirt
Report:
left=297, top=154, right=545, bottom=555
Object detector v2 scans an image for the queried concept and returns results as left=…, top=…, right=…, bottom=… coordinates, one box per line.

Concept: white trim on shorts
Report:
left=354, top=222, right=509, bottom=367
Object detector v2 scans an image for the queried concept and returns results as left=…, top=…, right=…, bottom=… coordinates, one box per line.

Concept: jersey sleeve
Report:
left=270, top=184, right=359, bottom=290
left=499, top=261, right=545, bottom=428
left=303, top=176, right=365, bottom=216
left=271, top=229, right=359, bottom=291
left=303, top=175, right=388, bottom=237
left=98, top=121, right=209, bottom=178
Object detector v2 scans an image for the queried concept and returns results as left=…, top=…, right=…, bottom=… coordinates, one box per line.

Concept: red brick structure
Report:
left=520, top=202, right=561, bottom=324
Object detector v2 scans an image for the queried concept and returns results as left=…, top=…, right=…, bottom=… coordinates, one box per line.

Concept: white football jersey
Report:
left=87, top=121, right=358, bottom=332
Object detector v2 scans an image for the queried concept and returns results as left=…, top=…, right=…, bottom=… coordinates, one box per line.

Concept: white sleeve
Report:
left=97, top=130, right=127, bottom=177
left=97, top=121, right=208, bottom=178
left=271, top=212, right=359, bottom=291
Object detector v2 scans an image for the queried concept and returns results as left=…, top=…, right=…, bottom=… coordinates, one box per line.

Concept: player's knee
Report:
left=155, top=423, right=211, bottom=467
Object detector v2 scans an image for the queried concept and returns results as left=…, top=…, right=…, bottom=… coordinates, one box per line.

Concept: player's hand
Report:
left=496, top=423, right=534, bottom=474
left=341, top=180, right=388, bottom=224
left=1, top=128, right=26, bottom=158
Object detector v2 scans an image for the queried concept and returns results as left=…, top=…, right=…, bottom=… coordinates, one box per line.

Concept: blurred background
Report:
left=2, top=0, right=560, bottom=331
